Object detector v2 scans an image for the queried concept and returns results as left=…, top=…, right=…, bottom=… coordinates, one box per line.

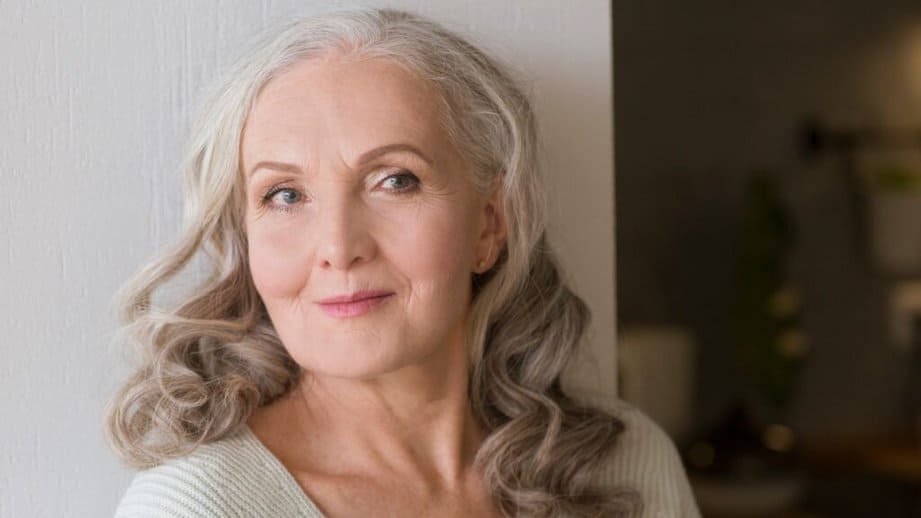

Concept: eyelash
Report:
left=259, top=170, right=421, bottom=214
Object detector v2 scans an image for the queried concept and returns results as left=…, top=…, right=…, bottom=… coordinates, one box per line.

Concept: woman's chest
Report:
left=291, top=471, right=504, bottom=518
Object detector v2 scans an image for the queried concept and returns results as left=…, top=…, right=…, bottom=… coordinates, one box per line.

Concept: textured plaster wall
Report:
left=0, top=1, right=613, bottom=516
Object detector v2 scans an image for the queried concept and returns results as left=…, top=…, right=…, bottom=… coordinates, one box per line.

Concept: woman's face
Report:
left=241, top=55, right=498, bottom=379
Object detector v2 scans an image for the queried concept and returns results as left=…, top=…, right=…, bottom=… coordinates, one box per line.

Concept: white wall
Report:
left=0, top=1, right=612, bottom=516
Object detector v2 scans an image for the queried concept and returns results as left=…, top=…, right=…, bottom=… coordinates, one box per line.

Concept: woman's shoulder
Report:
left=112, top=425, right=319, bottom=518
left=594, top=396, right=702, bottom=518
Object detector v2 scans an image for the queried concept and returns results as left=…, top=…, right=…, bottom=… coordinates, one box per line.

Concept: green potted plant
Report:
left=687, top=172, right=808, bottom=516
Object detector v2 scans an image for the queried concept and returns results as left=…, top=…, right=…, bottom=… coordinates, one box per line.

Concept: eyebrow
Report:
left=247, top=143, right=433, bottom=179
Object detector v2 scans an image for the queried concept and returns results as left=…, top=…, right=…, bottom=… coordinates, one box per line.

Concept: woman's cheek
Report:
left=412, top=211, right=474, bottom=278
left=247, top=224, right=310, bottom=298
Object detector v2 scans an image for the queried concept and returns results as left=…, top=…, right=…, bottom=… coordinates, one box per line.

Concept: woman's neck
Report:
left=251, top=334, right=487, bottom=491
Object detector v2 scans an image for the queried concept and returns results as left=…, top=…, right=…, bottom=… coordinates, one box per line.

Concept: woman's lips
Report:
left=316, top=293, right=394, bottom=318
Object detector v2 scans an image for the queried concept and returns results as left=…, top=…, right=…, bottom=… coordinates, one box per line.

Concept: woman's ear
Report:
left=474, top=175, right=508, bottom=272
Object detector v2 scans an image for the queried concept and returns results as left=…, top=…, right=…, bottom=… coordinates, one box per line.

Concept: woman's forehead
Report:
left=241, top=56, right=449, bottom=167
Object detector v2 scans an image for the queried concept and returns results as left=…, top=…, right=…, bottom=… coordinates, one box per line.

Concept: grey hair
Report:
left=103, top=7, right=641, bottom=517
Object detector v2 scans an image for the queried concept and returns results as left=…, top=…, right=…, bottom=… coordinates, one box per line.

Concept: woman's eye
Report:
left=259, top=171, right=419, bottom=214
left=380, top=171, right=420, bottom=193
left=261, top=186, right=303, bottom=213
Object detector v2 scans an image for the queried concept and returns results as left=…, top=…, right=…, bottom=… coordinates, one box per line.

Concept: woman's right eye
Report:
left=261, top=186, right=304, bottom=213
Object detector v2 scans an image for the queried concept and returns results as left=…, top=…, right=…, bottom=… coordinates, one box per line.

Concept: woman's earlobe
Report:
left=474, top=240, right=495, bottom=273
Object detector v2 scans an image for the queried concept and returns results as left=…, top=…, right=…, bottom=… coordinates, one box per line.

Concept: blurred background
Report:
left=613, top=1, right=921, bottom=516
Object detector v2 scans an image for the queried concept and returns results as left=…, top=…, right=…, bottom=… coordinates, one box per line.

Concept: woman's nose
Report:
left=314, top=197, right=376, bottom=271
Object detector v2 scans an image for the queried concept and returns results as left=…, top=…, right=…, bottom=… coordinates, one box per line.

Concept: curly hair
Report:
left=103, top=7, right=641, bottom=517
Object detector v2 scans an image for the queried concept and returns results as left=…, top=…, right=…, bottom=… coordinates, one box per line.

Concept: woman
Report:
left=106, top=7, right=700, bottom=518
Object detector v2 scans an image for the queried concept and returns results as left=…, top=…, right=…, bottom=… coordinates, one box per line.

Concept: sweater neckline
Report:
left=238, top=422, right=327, bottom=517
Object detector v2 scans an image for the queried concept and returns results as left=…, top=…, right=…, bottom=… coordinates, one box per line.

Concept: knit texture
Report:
left=113, top=398, right=701, bottom=517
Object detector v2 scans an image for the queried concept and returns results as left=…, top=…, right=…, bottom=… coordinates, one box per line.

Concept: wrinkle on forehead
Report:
left=241, top=53, right=462, bottom=177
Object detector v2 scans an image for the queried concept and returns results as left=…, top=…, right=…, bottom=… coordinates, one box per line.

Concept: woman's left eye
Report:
left=379, top=171, right=420, bottom=193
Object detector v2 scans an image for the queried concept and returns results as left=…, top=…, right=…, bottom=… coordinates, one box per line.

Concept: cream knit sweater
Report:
left=113, top=398, right=701, bottom=517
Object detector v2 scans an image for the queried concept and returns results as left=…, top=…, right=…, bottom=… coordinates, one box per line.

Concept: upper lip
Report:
left=315, top=289, right=394, bottom=304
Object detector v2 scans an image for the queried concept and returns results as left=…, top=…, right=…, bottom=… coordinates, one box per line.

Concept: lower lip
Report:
left=317, top=294, right=393, bottom=318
